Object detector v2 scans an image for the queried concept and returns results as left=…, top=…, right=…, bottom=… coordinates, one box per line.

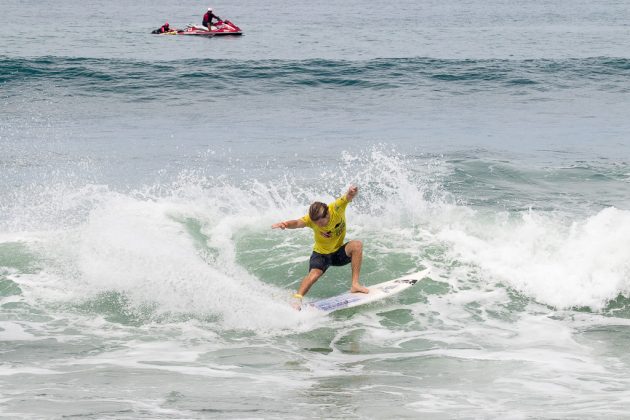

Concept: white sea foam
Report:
left=440, top=206, right=630, bottom=310
left=0, top=321, right=38, bottom=341
left=2, top=181, right=336, bottom=333
left=4, top=147, right=630, bottom=339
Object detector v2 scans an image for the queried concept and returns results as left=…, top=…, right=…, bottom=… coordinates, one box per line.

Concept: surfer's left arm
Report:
left=271, top=219, right=306, bottom=230
left=345, top=185, right=358, bottom=202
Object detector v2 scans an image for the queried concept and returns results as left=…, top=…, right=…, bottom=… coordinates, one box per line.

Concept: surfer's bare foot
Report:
left=351, top=284, right=369, bottom=294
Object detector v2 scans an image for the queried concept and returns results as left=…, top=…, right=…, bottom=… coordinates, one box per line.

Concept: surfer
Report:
left=272, top=185, right=369, bottom=307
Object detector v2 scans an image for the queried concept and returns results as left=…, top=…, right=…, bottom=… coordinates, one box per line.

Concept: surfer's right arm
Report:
left=271, top=219, right=306, bottom=230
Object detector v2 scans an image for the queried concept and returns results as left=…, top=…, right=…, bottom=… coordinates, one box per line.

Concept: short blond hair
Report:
left=308, top=202, right=328, bottom=221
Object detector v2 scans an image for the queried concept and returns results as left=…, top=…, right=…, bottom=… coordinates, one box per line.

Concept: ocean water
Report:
left=2, top=0, right=630, bottom=418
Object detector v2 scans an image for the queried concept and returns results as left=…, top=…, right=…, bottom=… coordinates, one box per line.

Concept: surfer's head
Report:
left=309, top=202, right=329, bottom=227
left=208, top=7, right=213, bottom=12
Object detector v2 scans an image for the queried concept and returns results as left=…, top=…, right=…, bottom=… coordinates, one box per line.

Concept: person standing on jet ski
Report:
left=202, top=7, right=222, bottom=30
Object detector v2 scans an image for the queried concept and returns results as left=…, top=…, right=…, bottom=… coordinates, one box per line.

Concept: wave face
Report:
left=3, top=147, right=630, bottom=316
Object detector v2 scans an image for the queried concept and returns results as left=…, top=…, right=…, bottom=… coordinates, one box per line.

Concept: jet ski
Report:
left=177, top=20, right=242, bottom=36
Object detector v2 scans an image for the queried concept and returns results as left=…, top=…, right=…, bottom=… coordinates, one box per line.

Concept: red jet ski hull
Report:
left=178, top=21, right=242, bottom=36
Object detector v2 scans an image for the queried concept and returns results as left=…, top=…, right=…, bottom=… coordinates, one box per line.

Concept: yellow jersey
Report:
left=301, top=196, right=349, bottom=254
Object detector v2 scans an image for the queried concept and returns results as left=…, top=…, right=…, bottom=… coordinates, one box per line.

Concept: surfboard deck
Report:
left=307, top=268, right=430, bottom=313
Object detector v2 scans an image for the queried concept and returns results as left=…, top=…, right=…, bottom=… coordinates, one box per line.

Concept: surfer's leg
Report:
left=345, top=241, right=368, bottom=294
left=296, top=252, right=331, bottom=298
left=297, top=268, right=324, bottom=297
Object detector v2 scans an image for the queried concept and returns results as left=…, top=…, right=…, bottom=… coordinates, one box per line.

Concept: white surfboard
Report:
left=308, top=268, right=430, bottom=313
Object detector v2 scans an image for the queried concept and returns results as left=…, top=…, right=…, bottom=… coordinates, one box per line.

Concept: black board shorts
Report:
left=309, top=242, right=351, bottom=273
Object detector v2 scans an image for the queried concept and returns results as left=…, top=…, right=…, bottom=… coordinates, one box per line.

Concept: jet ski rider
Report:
left=202, top=7, right=222, bottom=30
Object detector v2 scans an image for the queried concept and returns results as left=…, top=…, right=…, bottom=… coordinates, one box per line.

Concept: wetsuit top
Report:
left=202, top=12, right=222, bottom=26
left=159, top=25, right=170, bottom=33
left=300, top=196, right=349, bottom=255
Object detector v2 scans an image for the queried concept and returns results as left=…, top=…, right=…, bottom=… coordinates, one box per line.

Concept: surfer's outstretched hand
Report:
left=346, top=185, right=359, bottom=202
